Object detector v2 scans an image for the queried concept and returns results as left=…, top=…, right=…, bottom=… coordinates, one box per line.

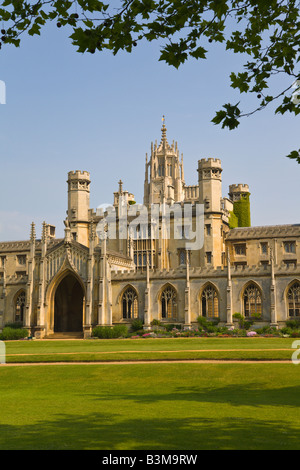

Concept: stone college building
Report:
left=0, top=120, right=299, bottom=338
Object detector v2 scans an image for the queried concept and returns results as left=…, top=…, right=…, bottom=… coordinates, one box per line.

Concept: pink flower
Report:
left=247, top=331, right=257, bottom=337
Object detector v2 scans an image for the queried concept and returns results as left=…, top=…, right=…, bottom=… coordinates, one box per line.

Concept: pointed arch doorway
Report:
left=54, top=273, right=84, bottom=333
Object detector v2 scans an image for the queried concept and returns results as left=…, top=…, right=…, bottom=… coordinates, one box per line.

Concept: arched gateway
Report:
left=53, top=273, right=84, bottom=333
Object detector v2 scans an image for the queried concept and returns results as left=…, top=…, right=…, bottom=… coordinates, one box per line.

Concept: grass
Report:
left=2, top=337, right=296, bottom=363
left=0, top=363, right=300, bottom=450
left=0, top=338, right=299, bottom=450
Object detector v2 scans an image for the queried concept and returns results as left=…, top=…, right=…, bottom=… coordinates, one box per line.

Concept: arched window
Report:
left=243, top=283, right=262, bottom=317
left=122, top=287, right=138, bottom=320
left=161, top=286, right=177, bottom=319
left=201, top=284, right=219, bottom=318
left=15, top=291, right=26, bottom=323
left=287, top=282, right=300, bottom=317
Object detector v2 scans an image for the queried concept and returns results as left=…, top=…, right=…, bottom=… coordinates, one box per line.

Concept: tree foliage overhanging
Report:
left=1, top=0, right=300, bottom=161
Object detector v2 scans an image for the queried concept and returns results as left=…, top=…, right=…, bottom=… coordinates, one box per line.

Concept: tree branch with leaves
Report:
left=1, top=0, right=300, bottom=161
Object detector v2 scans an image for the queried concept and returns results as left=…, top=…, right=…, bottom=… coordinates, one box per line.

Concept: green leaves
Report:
left=286, top=150, right=300, bottom=164
left=0, top=0, right=300, bottom=161
left=211, top=103, right=241, bottom=130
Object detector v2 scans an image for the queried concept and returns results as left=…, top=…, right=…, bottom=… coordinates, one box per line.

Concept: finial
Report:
left=118, top=179, right=123, bottom=195
left=42, top=221, right=47, bottom=242
left=161, top=115, right=167, bottom=142
left=30, top=222, right=36, bottom=242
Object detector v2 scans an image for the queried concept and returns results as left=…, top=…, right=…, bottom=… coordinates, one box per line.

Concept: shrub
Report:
left=0, top=327, right=29, bottom=341
left=131, top=319, right=144, bottom=332
left=150, top=319, right=162, bottom=327
left=286, top=319, right=300, bottom=330
left=280, top=327, right=293, bottom=336
left=164, top=323, right=183, bottom=332
left=255, top=326, right=280, bottom=336
left=197, top=316, right=219, bottom=332
left=92, top=324, right=128, bottom=339
left=233, top=313, right=253, bottom=330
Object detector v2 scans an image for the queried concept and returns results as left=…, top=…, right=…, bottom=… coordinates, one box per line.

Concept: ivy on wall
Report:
left=228, top=211, right=239, bottom=229
left=232, top=193, right=251, bottom=227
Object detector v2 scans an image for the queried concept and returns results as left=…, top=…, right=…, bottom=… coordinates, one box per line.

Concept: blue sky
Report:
left=0, top=19, right=299, bottom=241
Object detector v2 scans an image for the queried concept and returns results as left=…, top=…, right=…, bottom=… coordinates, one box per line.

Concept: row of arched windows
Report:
left=12, top=281, right=300, bottom=324
left=121, top=281, right=300, bottom=320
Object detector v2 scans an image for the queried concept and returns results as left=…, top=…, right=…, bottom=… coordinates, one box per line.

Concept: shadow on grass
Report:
left=89, top=383, right=300, bottom=408
left=0, top=413, right=299, bottom=450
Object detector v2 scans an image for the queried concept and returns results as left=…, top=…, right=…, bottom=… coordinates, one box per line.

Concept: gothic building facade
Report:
left=0, top=121, right=299, bottom=338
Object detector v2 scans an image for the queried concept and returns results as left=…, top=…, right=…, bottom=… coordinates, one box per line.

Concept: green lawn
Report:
left=3, top=337, right=296, bottom=363
left=0, top=363, right=299, bottom=450
left=0, top=338, right=299, bottom=450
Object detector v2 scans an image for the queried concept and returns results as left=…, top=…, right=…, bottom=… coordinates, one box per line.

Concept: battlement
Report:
left=184, top=185, right=199, bottom=200
left=198, top=158, right=222, bottom=168
left=68, top=171, right=90, bottom=181
left=229, top=184, right=249, bottom=193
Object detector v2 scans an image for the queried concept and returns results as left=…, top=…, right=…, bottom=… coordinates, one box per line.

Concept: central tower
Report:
left=144, top=118, right=185, bottom=206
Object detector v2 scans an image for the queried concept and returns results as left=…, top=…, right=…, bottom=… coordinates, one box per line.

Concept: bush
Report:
left=92, top=324, right=128, bottom=339
left=286, top=319, right=300, bottom=330
left=131, top=319, right=144, bottom=332
left=256, top=326, right=279, bottom=336
left=150, top=319, right=162, bottom=327
left=0, top=327, right=29, bottom=341
left=164, top=323, right=183, bottom=332
left=280, top=327, right=293, bottom=336
left=197, top=316, right=219, bottom=332
left=233, top=313, right=253, bottom=330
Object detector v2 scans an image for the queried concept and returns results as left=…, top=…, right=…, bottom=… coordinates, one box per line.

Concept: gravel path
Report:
left=0, top=359, right=292, bottom=366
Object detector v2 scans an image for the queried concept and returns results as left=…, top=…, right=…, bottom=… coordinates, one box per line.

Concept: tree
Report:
left=1, top=0, right=300, bottom=161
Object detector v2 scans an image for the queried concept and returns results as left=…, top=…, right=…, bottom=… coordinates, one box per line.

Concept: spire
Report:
left=118, top=179, right=123, bottom=195
left=42, top=221, right=47, bottom=243
left=161, top=115, right=168, bottom=145
left=30, top=222, right=36, bottom=243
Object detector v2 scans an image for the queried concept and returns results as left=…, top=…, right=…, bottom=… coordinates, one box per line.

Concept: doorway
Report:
left=54, top=274, right=84, bottom=332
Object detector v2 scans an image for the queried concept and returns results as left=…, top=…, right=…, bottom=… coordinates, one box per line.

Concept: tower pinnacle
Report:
left=161, top=115, right=168, bottom=145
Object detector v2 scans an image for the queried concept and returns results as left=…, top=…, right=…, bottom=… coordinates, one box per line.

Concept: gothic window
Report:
left=206, top=252, right=212, bottom=264
left=287, top=282, right=300, bottom=317
left=243, top=283, right=262, bottom=317
left=122, top=287, right=138, bottom=320
left=201, top=285, right=219, bottom=318
left=235, top=244, right=246, bottom=256
left=158, top=165, right=165, bottom=177
left=15, top=291, right=26, bottom=323
left=284, top=241, right=296, bottom=253
left=260, top=242, right=268, bottom=255
left=161, top=286, right=177, bottom=320
left=17, top=255, right=26, bottom=266
left=179, top=250, right=186, bottom=265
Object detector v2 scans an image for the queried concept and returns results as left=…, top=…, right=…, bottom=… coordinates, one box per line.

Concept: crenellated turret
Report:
left=67, top=170, right=91, bottom=246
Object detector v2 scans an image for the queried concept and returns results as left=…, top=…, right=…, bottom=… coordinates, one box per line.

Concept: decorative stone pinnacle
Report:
left=30, top=222, right=36, bottom=242
left=118, top=179, right=123, bottom=194
left=161, top=115, right=167, bottom=143
left=42, top=221, right=47, bottom=242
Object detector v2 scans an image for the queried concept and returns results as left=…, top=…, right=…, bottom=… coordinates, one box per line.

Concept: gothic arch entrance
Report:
left=54, top=273, right=84, bottom=332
